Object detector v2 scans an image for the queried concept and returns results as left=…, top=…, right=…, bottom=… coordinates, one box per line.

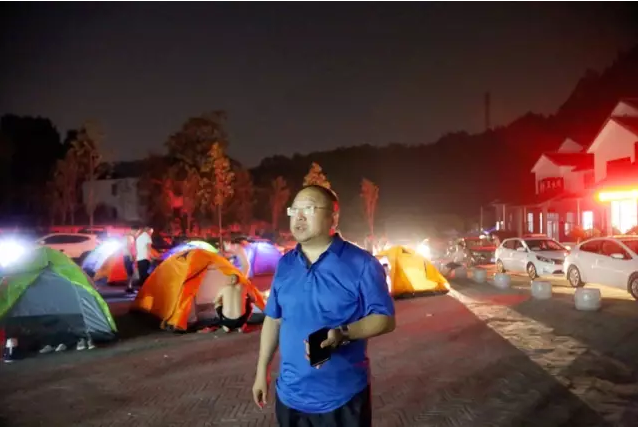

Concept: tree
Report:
left=165, top=112, right=228, bottom=174
left=303, top=162, right=331, bottom=188
left=181, top=167, right=201, bottom=233
left=73, top=121, right=105, bottom=228
left=361, top=178, right=379, bottom=236
left=55, top=148, right=81, bottom=225
left=202, top=143, right=234, bottom=250
left=44, top=179, right=65, bottom=226
left=228, top=168, right=254, bottom=228
left=0, top=114, right=63, bottom=216
left=270, top=176, right=290, bottom=230
left=137, top=154, right=174, bottom=228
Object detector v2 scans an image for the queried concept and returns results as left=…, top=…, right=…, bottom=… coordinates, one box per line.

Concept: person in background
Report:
left=252, top=185, right=395, bottom=427
left=124, top=229, right=137, bottom=294
left=224, top=238, right=251, bottom=277
left=213, top=273, right=254, bottom=333
left=135, top=226, right=153, bottom=288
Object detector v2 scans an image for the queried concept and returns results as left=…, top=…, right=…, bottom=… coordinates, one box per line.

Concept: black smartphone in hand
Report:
left=308, top=328, right=332, bottom=367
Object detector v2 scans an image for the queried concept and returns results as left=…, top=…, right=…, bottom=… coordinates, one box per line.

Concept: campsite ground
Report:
left=2, top=271, right=638, bottom=427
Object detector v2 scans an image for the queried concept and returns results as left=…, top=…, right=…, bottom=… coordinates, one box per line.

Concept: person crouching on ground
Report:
left=214, top=274, right=254, bottom=333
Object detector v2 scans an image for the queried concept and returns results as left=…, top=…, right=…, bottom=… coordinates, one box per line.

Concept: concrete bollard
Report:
left=531, top=280, right=553, bottom=300
left=574, top=288, right=601, bottom=311
left=472, top=268, right=487, bottom=284
left=454, top=267, right=467, bottom=279
left=493, top=273, right=511, bottom=289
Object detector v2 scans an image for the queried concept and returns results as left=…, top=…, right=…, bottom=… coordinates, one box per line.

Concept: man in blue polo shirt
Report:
left=252, top=185, right=396, bottom=426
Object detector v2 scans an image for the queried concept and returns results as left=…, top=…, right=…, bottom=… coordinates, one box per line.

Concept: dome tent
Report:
left=0, top=247, right=117, bottom=354
left=132, top=248, right=265, bottom=331
left=375, top=246, right=449, bottom=298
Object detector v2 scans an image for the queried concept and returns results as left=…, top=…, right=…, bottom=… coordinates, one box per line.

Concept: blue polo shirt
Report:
left=264, top=235, right=395, bottom=414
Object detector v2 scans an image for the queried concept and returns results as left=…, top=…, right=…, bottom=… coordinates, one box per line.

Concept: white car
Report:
left=564, top=236, right=638, bottom=300
left=36, top=233, right=100, bottom=261
left=495, top=236, right=569, bottom=279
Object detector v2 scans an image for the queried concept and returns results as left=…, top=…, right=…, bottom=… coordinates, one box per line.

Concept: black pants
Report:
left=216, top=297, right=252, bottom=329
left=123, top=256, right=135, bottom=278
left=137, top=259, right=150, bottom=286
left=275, top=386, right=371, bottom=427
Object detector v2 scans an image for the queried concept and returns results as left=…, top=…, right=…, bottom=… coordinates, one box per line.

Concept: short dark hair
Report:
left=300, top=185, right=340, bottom=213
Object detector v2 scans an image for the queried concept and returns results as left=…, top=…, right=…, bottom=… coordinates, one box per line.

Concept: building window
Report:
left=582, top=211, right=593, bottom=230
left=111, top=183, right=118, bottom=196
left=539, top=213, right=543, bottom=234
left=547, top=213, right=559, bottom=239
left=527, top=212, right=533, bottom=233
left=611, top=199, right=637, bottom=234
left=565, top=212, right=574, bottom=235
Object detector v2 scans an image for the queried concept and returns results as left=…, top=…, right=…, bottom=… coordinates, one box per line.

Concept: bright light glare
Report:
left=100, top=239, right=123, bottom=257
left=416, top=243, right=431, bottom=259
left=599, top=189, right=638, bottom=202
left=0, top=240, right=28, bottom=268
left=262, top=289, right=271, bottom=299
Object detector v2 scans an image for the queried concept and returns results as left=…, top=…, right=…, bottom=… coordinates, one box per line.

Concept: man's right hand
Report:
left=252, top=373, right=269, bottom=409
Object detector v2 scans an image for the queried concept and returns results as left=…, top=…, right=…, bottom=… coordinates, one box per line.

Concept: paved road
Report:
left=1, top=271, right=638, bottom=426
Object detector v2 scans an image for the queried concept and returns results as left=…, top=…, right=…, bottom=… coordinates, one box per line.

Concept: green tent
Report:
left=0, top=247, right=117, bottom=349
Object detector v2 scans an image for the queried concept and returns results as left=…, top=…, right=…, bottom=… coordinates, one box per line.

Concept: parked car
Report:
left=36, top=233, right=101, bottom=261
left=495, top=236, right=569, bottom=279
left=459, top=236, right=496, bottom=266
left=564, top=236, right=638, bottom=300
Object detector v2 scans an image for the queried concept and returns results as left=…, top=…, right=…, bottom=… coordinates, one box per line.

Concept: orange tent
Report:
left=132, top=248, right=266, bottom=331
left=94, top=247, right=161, bottom=284
left=375, top=246, right=449, bottom=297
left=94, top=249, right=128, bottom=283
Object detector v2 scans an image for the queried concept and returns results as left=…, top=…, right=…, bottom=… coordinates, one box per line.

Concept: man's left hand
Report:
left=320, top=328, right=345, bottom=350
left=303, top=328, right=345, bottom=369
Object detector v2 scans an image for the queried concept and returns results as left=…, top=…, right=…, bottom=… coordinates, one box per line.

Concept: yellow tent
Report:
left=132, top=248, right=266, bottom=331
left=375, top=246, right=449, bottom=297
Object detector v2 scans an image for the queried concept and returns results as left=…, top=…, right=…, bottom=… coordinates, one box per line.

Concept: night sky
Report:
left=1, top=3, right=636, bottom=167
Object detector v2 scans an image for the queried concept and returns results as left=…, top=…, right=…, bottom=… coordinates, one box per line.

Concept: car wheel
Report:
left=527, top=262, right=538, bottom=279
left=496, top=259, right=505, bottom=273
left=567, top=265, right=584, bottom=288
left=627, top=273, right=638, bottom=301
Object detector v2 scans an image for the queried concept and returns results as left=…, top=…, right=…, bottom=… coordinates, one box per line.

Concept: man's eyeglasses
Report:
left=287, top=206, right=331, bottom=217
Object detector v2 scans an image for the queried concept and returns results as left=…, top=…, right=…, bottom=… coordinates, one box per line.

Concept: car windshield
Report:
left=619, top=239, right=638, bottom=254
left=525, top=239, right=564, bottom=251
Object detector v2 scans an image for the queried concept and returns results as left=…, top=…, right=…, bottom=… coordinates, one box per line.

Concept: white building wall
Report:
left=589, top=121, right=638, bottom=183
left=82, top=178, right=142, bottom=222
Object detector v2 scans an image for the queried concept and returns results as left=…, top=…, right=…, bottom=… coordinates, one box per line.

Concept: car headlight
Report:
left=0, top=240, right=29, bottom=268
left=536, top=256, right=553, bottom=263
left=416, top=243, right=431, bottom=258
left=98, top=239, right=123, bottom=257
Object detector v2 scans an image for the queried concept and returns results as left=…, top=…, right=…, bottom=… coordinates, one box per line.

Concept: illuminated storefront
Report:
left=598, top=190, right=638, bottom=234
